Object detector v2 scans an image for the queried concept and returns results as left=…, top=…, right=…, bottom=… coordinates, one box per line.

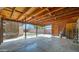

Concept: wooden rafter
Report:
left=34, top=8, right=79, bottom=25
left=18, top=7, right=38, bottom=21
left=25, top=7, right=51, bottom=22
left=16, top=7, right=27, bottom=21
left=56, top=8, right=79, bottom=18
left=10, top=7, right=15, bottom=18
left=25, top=8, right=47, bottom=21
left=58, top=11, right=79, bottom=20
left=3, top=8, right=12, bottom=12
left=34, top=8, right=79, bottom=23
left=3, top=8, right=24, bottom=13
left=27, top=7, right=65, bottom=22
left=36, top=8, right=77, bottom=21
left=27, top=13, right=54, bottom=23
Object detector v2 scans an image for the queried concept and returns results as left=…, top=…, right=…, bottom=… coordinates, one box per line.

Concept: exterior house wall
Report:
left=52, top=21, right=66, bottom=36
left=65, top=23, right=76, bottom=39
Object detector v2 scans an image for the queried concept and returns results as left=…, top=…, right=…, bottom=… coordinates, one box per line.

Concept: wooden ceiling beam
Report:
left=3, top=8, right=12, bottom=12
left=34, top=16, right=54, bottom=23
left=27, top=7, right=65, bottom=22
left=15, top=10, right=23, bottom=13
left=36, top=7, right=64, bottom=19
left=28, top=13, right=54, bottom=23
left=42, top=18, right=77, bottom=26
left=30, top=18, right=54, bottom=26
left=56, top=8, right=79, bottom=18
left=2, top=17, right=43, bottom=26
left=25, top=8, right=50, bottom=21
left=37, top=19, right=54, bottom=25
left=27, top=11, right=54, bottom=22
left=18, top=7, right=38, bottom=21
left=35, top=8, right=77, bottom=21
left=26, top=20, right=45, bottom=26
left=3, top=8, right=24, bottom=13
left=36, top=15, right=78, bottom=26
left=35, top=8, right=79, bottom=23
left=16, top=7, right=28, bottom=21
left=10, top=7, right=16, bottom=18
left=58, top=11, right=79, bottom=20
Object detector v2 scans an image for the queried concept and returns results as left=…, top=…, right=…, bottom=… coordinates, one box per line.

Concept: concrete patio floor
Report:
left=0, top=35, right=79, bottom=52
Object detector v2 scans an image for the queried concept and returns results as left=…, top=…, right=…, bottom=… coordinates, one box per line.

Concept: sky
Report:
left=22, top=24, right=35, bottom=30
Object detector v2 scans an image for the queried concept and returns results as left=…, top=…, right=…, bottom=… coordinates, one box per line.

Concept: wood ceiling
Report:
left=0, top=7, right=79, bottom=26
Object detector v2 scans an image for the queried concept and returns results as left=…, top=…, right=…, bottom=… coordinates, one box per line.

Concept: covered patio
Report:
left=0, top=7, right=79, bottom=52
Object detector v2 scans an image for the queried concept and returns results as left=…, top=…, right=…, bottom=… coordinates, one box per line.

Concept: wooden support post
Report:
left=25, top=23, right=27, bottom=39
left=36, top=25, right=38, bottom=37
left=44, top=26, right=45, bottom=34
left=0, top=18, right=3, bottom=44
left=77, top=28, right=78, bottom=40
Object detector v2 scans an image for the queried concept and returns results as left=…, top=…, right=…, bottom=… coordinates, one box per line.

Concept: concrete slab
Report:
left=0, top=36, right=79, bottom=52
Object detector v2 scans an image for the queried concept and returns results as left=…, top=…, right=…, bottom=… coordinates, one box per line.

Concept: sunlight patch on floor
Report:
left=3, top=34, right=52, bottom=43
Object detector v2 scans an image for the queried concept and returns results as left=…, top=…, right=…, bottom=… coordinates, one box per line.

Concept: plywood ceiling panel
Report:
left=11, top=11, right=22, bottom=20
left=1, top=9, right=11, bottom=19
left=4, top=7, right=13, bottom=12
left=15, top=7, right=26, bottom=12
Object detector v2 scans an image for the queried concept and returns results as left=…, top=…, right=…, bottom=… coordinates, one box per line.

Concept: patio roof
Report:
left=0, top=7, right=79, bottom=26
